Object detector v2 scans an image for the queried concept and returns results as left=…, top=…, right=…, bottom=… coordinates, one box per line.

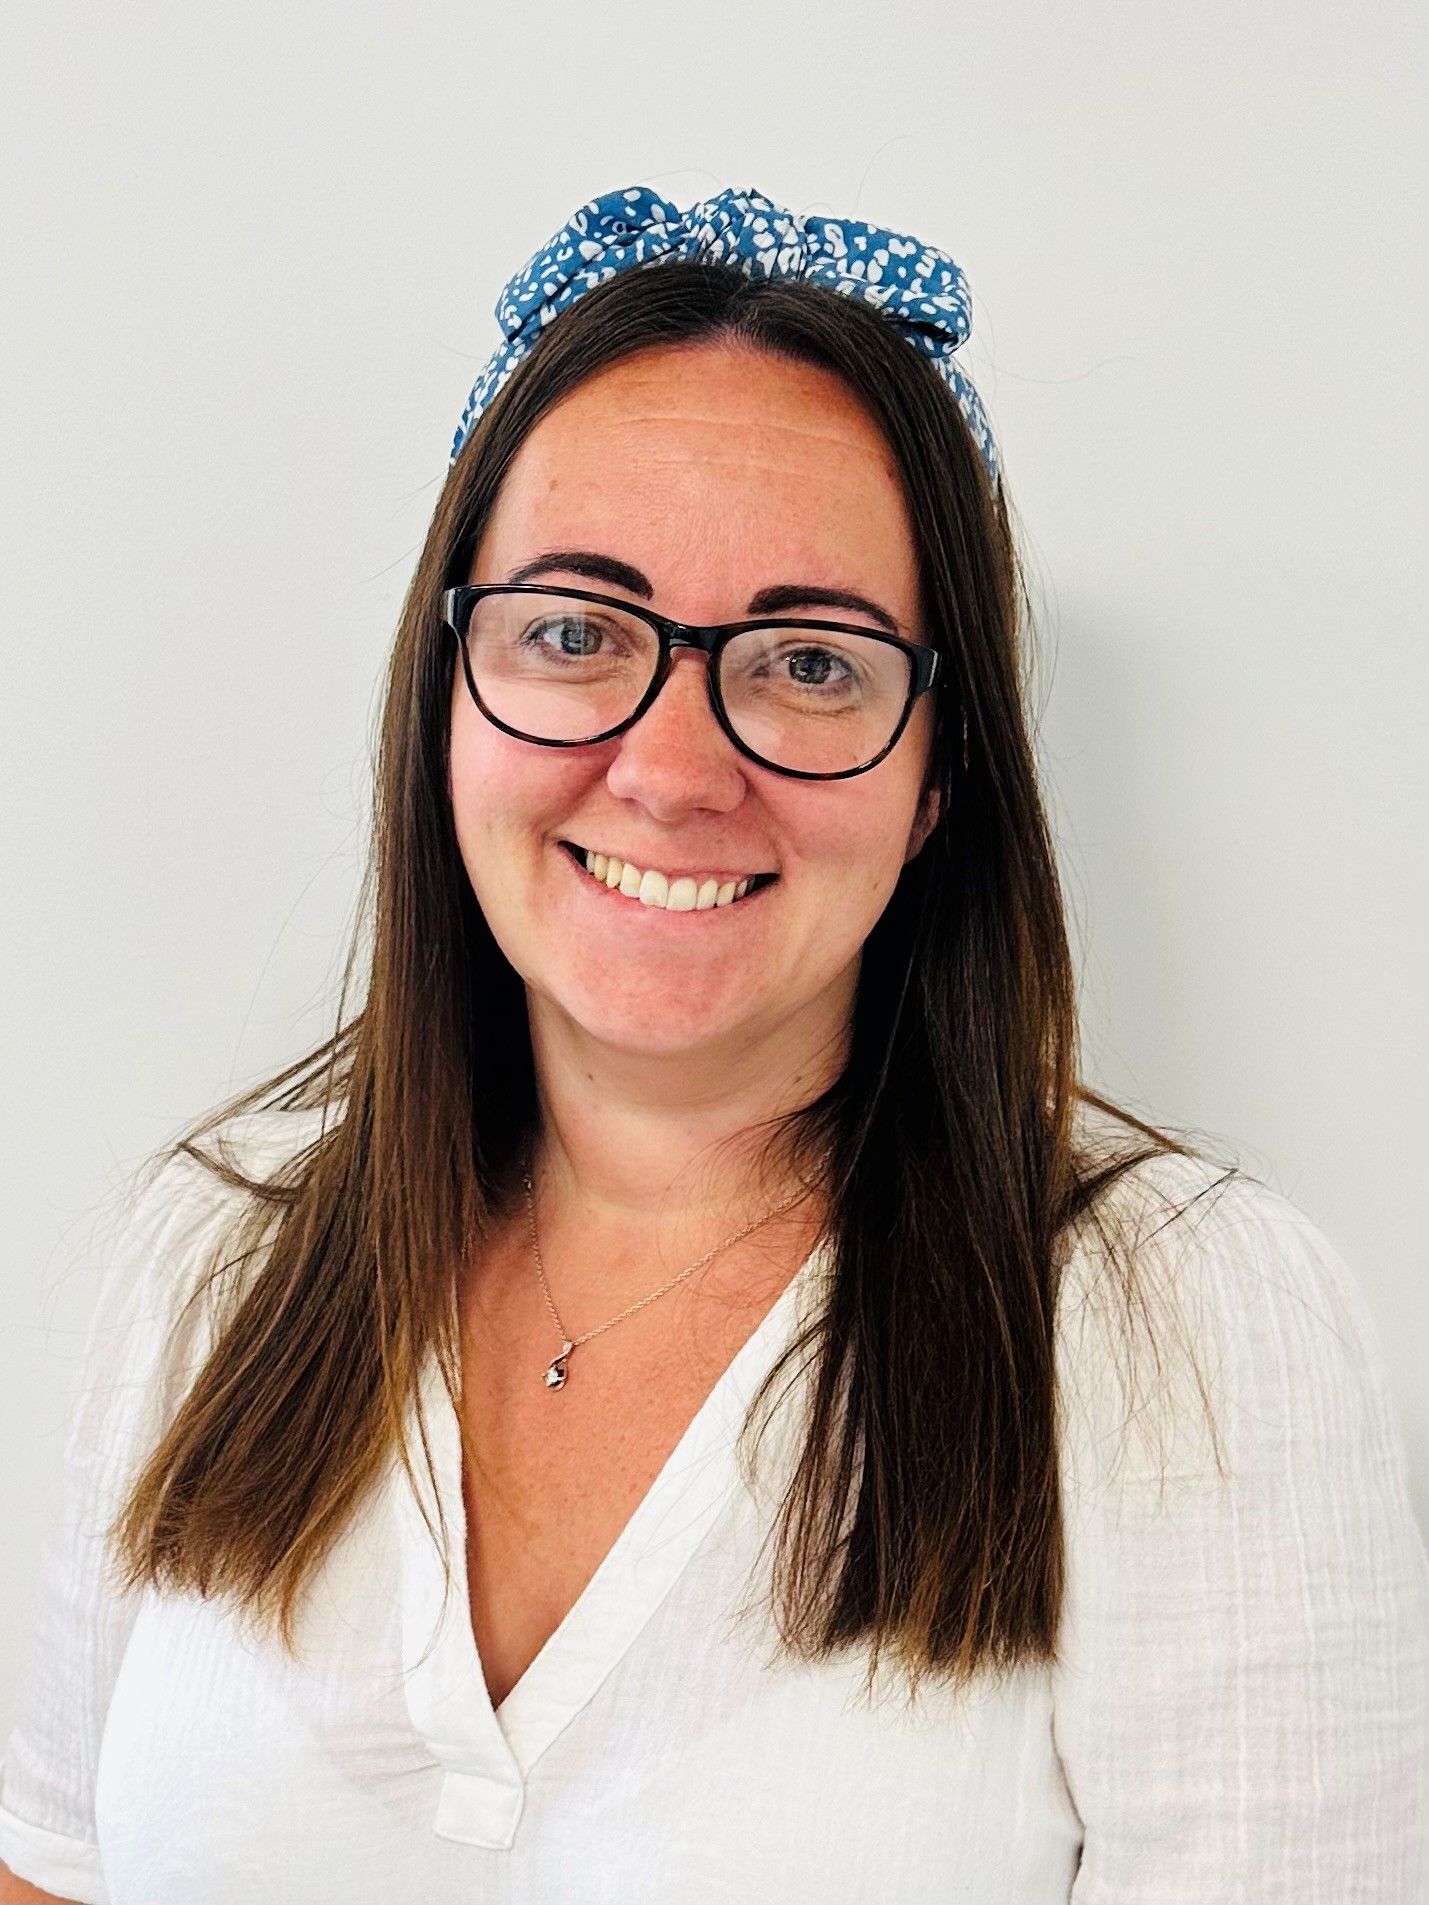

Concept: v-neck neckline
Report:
left=396, top=1234, right=828, bottom=1849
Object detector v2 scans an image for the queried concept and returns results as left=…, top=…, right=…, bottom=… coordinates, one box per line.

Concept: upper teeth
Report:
left=580, top=848, right=761, bottom=911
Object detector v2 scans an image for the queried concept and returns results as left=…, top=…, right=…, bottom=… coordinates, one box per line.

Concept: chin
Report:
left=544, top=987, right=751, bottom=1057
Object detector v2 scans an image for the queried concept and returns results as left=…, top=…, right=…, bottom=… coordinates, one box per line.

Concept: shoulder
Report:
left=179, top=1099, right=342, bottom=1185
left=117, top=1101, right=336, bottom=1295
left=77, top=1104, right=340, bottom=1435
left=1055, top=1150, right=1403, bottom=1498
left=1049, top=1154, right=1429, bottom=1892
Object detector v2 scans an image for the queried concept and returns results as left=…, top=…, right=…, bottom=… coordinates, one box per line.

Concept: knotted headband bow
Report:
left=449, top=183, right=1001, bottom=493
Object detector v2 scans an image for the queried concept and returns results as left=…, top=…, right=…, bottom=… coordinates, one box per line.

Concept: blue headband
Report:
left=448, top=183, right=1001, bottom=494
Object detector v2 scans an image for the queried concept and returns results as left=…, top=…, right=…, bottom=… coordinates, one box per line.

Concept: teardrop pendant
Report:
left=542, top=1341, right=575, bottom=1391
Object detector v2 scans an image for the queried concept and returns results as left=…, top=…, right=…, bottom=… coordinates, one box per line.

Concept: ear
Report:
left=903, top=783, right=942, bottom=865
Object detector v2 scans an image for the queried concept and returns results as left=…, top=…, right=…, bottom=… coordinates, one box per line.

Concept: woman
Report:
left=2, top=184, right=1425, bottom=1903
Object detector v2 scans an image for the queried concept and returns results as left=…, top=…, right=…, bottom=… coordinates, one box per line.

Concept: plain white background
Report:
left=2, top=0, right=1424, bottom=1740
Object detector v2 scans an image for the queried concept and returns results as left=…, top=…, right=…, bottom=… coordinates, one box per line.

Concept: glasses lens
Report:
left=719, top=625, right=913, bottom=775
left=465, top=592, right=659, bottom=742
left=461, top=592, right=916, bottom=774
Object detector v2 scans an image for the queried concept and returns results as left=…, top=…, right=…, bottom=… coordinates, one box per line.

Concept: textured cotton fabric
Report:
left=2, top=1108, right=1426, bottom=1903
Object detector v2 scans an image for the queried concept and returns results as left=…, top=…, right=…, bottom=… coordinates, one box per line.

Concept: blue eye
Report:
left=520, top=614, right=605, bottom=658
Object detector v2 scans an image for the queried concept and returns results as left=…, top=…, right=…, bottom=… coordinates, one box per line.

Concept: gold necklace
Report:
left=521, top=1166, right=809, bottom=1392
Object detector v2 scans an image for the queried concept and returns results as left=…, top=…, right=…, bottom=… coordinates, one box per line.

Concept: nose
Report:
left=602, top=648, right=747, bottom=811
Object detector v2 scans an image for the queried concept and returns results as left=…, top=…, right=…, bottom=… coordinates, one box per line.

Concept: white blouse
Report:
left=2, top=1107, right=1426, bottom=1904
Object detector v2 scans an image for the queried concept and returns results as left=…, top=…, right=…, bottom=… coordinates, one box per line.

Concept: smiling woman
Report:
left=1, top=184, right=1424, bottom=1905
left=444, top=337, right=942, bottom=1067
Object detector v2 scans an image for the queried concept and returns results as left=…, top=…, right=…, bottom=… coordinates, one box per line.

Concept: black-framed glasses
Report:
left=440, top=583, right=942, bottom=782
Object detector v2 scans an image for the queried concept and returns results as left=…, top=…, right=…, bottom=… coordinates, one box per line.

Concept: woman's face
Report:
left=449, top=338, right=941, bottom=1064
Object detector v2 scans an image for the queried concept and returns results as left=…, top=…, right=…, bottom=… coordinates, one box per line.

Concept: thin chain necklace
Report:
left=521, top=1164, right=809, bottom=1392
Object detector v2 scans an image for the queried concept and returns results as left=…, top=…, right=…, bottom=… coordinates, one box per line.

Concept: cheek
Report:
left=447, top=698, right=600, bottom=874
left=447, top=701, right=531, bottom=887
left=449, top=690, right=532, bottom=814
left=778, top=794, right=921, bottom=952
left=447, top=702, right=494, bottom=848
left=794, top=757, right=926, bottom=871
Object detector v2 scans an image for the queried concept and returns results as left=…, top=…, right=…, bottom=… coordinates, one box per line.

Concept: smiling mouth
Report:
left=558, top=840, right=778, bottom=908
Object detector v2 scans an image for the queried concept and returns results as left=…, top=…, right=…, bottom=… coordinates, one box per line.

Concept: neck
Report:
left=516, top=986, right=845, bottom=1293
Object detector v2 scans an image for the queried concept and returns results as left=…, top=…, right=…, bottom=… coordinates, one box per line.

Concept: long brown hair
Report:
left=106, top=256, right=1243, bottom=1704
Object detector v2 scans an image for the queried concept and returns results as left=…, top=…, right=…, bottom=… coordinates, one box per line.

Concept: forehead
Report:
left=474, top=342, right=919, bottom=599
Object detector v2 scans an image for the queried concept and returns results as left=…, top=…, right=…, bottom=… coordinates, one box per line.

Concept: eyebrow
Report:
left=500, top=549, right=906, bottom=636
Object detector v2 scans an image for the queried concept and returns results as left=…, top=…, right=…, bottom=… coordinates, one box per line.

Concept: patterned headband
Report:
left=448, top=182, right=1001, bottom=493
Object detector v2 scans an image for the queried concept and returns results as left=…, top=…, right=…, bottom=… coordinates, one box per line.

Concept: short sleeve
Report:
left=0, top=1146, right=253, bottom=1903
left=1051, top=1159, right=1429, bottom=1903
